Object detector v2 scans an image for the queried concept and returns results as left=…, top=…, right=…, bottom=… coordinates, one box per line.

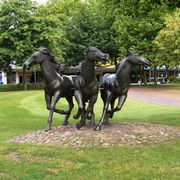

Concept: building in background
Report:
left=0, top=65, right=179, bottom=85
left=0, top=64, right=43, bottom=85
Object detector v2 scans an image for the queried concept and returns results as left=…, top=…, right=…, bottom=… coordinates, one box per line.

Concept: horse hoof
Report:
left=76, top=122, right=82, bottom=129
left=90, top=122, right=95, bottom=128
left=87, top=115, right=92, bottom=120
left=45, top=126, right=52, bottom=131
left=73, top=115, right=79, bottom=119
left=94, top=125, right=101, bottom=131
left=90, top=124, right=95, bottom=128
left=107, top=111, right=113, bottom=118
left=65, top=111, right=70, bottom=114
left=104, top=121, right=110, bottom=125
left=62, top=121, right=68, bottom=126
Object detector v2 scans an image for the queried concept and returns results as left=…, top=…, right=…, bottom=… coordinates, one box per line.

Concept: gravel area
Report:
left=9, top=123, right=180, bottom=147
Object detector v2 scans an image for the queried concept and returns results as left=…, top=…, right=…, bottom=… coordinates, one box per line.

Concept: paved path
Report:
left=128, top=87, right=180, bottom=106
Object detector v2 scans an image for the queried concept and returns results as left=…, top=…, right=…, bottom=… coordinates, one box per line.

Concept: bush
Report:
left=26, top=83, right=44, bottom=90
left=0, top=83, right=44, bottom=92
left=175, top=78, right=180, bottom=83
left=168, top=76, right=180, bottom=83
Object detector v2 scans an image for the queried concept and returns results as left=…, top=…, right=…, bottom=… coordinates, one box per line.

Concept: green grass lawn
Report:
left=0, top=90, right=179, bottom=179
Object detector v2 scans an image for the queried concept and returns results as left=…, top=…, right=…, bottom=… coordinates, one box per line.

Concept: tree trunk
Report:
left=143, top=69, right=147, bottom=85
left=165, top=65, right=169, bottom=80
left=34, top=69, right=37, bottom=84
left=22, top=68, right=27, bottom=90
left=153, top=67, right=157, bottom=85
left=114, top=57, right=117, bottom=66
left=140, top=66, right=147, bottom=85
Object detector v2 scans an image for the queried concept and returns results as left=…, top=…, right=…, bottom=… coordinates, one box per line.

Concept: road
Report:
left=128, top=86, right=180, bottom=106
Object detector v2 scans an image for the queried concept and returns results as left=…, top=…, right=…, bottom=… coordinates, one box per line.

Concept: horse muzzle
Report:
left=101, top=54, right=109, bottom=64
left=144, top=60, right=151, bottom=67
left=142, top=59, right=150, bottom=67
left=23, top=62, right=31, bottom=70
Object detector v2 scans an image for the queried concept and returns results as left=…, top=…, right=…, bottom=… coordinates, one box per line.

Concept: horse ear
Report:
left=88, top=46, right=93, bottom=51
left=86, top=47, right=91, bottom=54
left=39, top=47, right=49, bottom=55
left=43, top=48, right=50, bottom=55
left=42, top=48, right=54, bottom=57
left=126, top=50, right=131, bottom=56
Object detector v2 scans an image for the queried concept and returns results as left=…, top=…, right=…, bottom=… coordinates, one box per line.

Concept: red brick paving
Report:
left=128, top=87, right=180, bottom=106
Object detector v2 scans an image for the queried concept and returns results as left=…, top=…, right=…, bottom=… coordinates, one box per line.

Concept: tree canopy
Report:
left=0, top=0, right=179, bottom=70
left=154, top=8, right=180, bottom=67
left=0, top=0, right=64, bottom=70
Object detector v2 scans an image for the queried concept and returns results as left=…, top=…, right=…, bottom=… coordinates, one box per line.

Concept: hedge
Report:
left=0, top=83, right=44, bottom=92
left=167, top=76, right=180, bottom=83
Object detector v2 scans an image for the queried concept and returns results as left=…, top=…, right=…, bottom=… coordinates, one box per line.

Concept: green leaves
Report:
left=0, top=0, right=179, bottom=70
left=112, top=1, right=169, bottom=62
left=154, top=8, right=180, bottom=66
left=61, top=0, right=119, bottom=66
left=0, top=0, right=64, bottom=70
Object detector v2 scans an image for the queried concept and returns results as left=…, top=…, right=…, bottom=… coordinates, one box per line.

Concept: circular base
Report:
left=9, top=123, right=180, bottom=147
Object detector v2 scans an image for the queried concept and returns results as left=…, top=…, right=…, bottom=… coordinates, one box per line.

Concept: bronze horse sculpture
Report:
left=74, top=47, right=109, bottom=129
left=94, top=51, right=150, bottom=130
left=23, top=47, right=77, bottom=131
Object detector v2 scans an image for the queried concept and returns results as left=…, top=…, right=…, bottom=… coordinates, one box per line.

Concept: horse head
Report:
left=126, top=51, right=150, bottom=67
left=23, top=47, right=54, bottom=70
left=87, top=46, right=109, bottom=64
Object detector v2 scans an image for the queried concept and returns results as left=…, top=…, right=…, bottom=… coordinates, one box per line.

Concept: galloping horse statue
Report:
left=94, top=51, right=150, bottom=130
left=74, top=47, right=109, bottom=129
left=23, top=47, right=77, bottom=131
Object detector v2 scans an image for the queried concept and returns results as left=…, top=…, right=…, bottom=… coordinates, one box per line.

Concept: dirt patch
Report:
left=0, top=172, right=8, bottom=177
left=9, top=123, right=180, bottom=147
left=5, top=152, right=20, bottom=161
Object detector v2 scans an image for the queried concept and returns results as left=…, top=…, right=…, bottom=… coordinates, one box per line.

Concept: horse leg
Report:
left=73, top=109, right=81, bottom=119
left=94, top=91, right=112, bottom=131
left=86, top=95, right=98, bottom=128
left=74, top=90, right=86, bottom=129
left=62, top=96, right=74, bottom=126
left=101, top=88, right=109, bottom=125
left=108, top=98, right=116, bottom=118
left=45, top=93, right=69, bottom=115
left=73, top=102, right=85, bottom=120
left=104, top=98, right=116, bottom=125
left=111, top=94, right=127, bottom=114
left=45, top=92, right=52, bottom=111
left=45, top=91, right=62, bottom=131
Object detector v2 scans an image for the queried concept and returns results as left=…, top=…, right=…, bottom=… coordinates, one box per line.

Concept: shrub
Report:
left=0, top=83, right=44, bottom=92
left=168, top=77, right=180, bottom=83
left=26, top=83, right=44, bottom=90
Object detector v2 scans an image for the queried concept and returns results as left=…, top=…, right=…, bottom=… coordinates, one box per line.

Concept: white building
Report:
left=0, top=64, right=36, bottom=84
left=0, top=65, right=179, bottom=85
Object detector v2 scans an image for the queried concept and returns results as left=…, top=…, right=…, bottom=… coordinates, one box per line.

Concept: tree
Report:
left=0, top=0, right=64, bottom=71
left=60, top=0, right=119, bottom=66
left=103, top=0, right=178, bottom=84
left=154, top=8, right=180, bottom=69
left=0, top=0, right=36, bottom=70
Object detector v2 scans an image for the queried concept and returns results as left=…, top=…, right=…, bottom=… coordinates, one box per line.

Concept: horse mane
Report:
left=38, top=47, right=61, bottom=74
left=49, top=56, right=61, bottom=74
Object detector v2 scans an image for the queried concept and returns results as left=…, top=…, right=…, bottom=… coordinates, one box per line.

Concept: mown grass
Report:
left=0, top=89, right=179, bottom=179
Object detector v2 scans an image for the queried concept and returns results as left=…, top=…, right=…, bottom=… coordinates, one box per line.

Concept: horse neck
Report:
left=40, top=59, right=62, bottom=85
left=81, top=60, right=95, bottom=84
left=116, top=58, right=132, bottom=83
